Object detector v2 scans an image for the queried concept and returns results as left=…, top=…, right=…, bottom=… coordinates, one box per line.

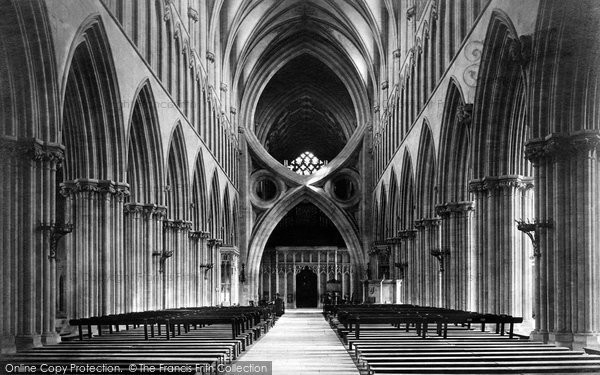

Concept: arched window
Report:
left=287, top=151, right=325, bottom=175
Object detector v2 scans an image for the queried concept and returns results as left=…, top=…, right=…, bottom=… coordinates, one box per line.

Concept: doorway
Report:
left=296, top=267, right=318, bottom=307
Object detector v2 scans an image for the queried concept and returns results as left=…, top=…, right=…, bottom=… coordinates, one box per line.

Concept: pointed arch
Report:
left=126, top=80, right=164, bottom=204
left=222, top=186, right=232, bottom=245
left=208, top=169, right=221, bottom=237
left=191, top=151, right=209, bottom=231
left=232, top=197, right=239, bottom=247
left=0, top=0, right=59, bottom=140
left=416, top=121, right=436, bottom=218
left=165, top=122, right=189, bottom=219
left=399, top=150, right=415, bottom=229
left=438, top=79, right=471, bottom=203
left=247, top=187, right=366, bottom=298
left=378, top=183, right=388, bottom=240
left=472, top=10, right=530, bottom=178
left=61, top=15, right=124, bottom=181
left=388, top=168, right=399, bottom=236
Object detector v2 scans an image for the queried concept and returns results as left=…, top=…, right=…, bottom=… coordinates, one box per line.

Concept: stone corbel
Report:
left=430, top=248, right=450, bottom=272
left=39, top=222, right=74, bottom=260
left=406, top=6, right=416, bottom=20
left=516, top=219, right=553, bottom=258
left=456, top=103, right=473, bottom=126
left=206, top=52, right=215, bottom=63
left=188, top=7, right=199, bottom=22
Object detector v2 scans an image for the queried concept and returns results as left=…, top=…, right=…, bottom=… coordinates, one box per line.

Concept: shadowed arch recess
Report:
left=256, top=54, right=356, bottom=166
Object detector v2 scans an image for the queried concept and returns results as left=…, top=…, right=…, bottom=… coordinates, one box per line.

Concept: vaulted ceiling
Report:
left=212, top=0, right=397, bottom=165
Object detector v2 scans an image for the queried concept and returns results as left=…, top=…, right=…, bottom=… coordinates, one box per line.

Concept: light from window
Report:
left=287, top=151, right=325, bottom=175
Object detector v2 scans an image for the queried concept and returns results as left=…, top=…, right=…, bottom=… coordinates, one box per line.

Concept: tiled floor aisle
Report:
left=238, top=308, right=360, bottom=375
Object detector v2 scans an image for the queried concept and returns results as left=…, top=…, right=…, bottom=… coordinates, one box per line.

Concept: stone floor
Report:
left=238, top=308, right=360, bottom=375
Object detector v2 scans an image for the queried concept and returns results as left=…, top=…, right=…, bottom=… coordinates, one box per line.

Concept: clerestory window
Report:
left=287, top=151, right=325, bottom=175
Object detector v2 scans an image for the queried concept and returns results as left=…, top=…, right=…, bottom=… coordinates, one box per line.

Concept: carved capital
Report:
left=385, top=237, right=402, bottom=245
left=524, top=131, right=599, bottom=163
left=60, top=179, right=130, bottom=199
left=220, top=82, right=228, bottom=92
left=435, top=201, right=474, bottom=217
left=406, top=6, right=416, bottom=20
left=124, top=203, right=144, bottom=215
left=398, top=229, right=417, bottom=239
left=469, top=176, right=534, bottom=192
left=381, top=81, right=389, bottom=90
left=0, top=137, right=65, bottom=167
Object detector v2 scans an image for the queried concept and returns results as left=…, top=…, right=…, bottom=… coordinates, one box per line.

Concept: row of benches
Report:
left=69, top=306, right=272, bottom=341
left=326, top=304, right=600, bottom=374
left=0, top=306, right=276, bottom=374
left=327, top=304, right=523, bottom=340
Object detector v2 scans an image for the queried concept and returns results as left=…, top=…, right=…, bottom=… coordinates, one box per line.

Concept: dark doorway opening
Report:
left=296, top=267, right=318, bottom=307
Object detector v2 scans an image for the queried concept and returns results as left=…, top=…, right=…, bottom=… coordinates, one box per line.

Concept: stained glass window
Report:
left=287, top=151, right=325, bottom=175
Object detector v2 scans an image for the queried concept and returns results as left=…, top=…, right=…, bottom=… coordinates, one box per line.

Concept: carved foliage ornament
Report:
left=468, top=176, right=534, bottom=193
left=60, top=179, right=130, bottom=199
left=0, top=138, right=65, bottom=166
left=435, top=201, right=474, bottom=218
left=525, top=131, right=600, bottom=163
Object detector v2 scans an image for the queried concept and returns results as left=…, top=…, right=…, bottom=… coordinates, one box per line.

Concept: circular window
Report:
left=325, top=169, right=361, bottom=207
left=333, top=176, right=356, bottom=202
left=250, top=170, right=286, bottom=209
left=255, top=177, right=278, bottom=201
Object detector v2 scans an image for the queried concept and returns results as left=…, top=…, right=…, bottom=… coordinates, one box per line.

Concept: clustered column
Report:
left=435, top=201, right=474, bottom=310
left=60, top=179, right=129, bottom=320
left=163, top=219, right=192, bottom=308
left=526, top=131, right=600, bottom=350
left=123, top=203, right=166, bottom=312
left=469, top=176, right=534, bottom=322
left=207, top=239, right=222, bottom=306
left=1, top=139, right=66, bottom=351
left=398, top=229, right=417, bottom=304
left=414, top=218, right=442, bottom=306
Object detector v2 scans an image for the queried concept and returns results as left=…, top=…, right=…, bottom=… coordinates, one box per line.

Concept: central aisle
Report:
left=238, top=308, right=360, bottom=375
